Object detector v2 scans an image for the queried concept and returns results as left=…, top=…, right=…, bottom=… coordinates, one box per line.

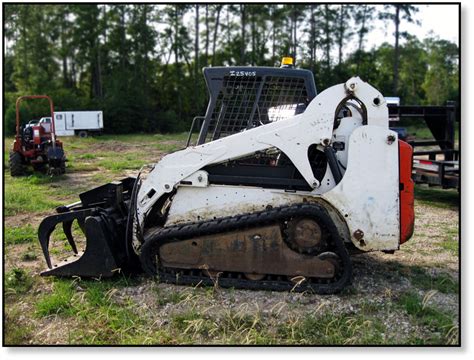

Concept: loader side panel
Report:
left=399, top=140, right=415, bottom=244
left=322, top=126, right=400, bottom=251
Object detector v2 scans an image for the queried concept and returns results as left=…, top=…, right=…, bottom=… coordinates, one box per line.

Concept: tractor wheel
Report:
left=9, top=152, right=24, bottom=177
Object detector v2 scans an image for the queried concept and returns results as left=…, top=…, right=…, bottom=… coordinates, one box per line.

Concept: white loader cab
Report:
left=39, top=111, right=103, bottom=137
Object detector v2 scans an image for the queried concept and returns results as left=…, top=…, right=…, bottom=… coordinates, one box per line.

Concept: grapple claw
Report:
left=41, top=215, right=123, bottom=277
left=38, top=209, right=95, bottom=269
left=77, top=218, right=86, bottom=234
left=37, top=177, right=140, bottom=278
left=62, top=220, right=78, bottom=254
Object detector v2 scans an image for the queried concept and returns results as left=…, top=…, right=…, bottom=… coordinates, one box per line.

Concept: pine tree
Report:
left=379, top=4, right=420, bottom=94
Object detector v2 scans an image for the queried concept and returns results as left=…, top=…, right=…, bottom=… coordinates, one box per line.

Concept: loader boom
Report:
left=134, top=77, right=392, bottom=248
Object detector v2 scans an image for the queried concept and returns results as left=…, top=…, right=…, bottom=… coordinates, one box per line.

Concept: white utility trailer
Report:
left=39, top=111, right=103, bottom=137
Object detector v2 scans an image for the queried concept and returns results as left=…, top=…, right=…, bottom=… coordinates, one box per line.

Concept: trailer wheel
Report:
left=77, top=130, right=88, bottom=138
left=9, top=151, right=24, bottom=177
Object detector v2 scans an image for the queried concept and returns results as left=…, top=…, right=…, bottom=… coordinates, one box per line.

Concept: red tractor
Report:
left=9, top=95, right=66, bottom=176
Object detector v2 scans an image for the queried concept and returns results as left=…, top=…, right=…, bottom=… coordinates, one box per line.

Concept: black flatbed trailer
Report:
left=388, top=102, right=459, bottom=190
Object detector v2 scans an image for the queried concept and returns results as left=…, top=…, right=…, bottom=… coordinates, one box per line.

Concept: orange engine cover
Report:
left=399, top=140, right=415, bottom=244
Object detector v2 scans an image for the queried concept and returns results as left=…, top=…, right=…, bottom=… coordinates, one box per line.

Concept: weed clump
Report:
left=5, top=268, right=33, bottom=296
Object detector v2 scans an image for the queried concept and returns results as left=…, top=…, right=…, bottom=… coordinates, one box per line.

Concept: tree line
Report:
left=3, top=4, right=459, bottom=134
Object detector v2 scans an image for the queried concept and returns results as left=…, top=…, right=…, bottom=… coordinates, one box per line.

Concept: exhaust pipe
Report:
left=37, top=177, right=140, bottom=277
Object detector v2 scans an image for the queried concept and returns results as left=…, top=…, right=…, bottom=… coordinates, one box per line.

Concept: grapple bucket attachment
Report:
left=38, top=178, right=139, bottom=277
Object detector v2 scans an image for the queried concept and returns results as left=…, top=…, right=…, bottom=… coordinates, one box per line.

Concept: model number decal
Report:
left=229, top=70, right=257, bottom=77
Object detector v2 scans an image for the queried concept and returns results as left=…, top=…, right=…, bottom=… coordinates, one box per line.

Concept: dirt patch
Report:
left=399, top=203, right=458, bottom=270
left=4, top=212, right=46, bottom=228
left=71, top=140, right=169, bottom=159
left=70, top=140, right=131, bottom=155
left=60, top=170, right=102, bottom=189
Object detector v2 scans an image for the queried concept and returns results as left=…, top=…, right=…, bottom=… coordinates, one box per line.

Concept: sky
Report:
left=363, top=4, right=459, bottom=50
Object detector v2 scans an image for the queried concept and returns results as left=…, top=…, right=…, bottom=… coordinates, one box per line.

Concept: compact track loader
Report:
left=38, top=63, right=414, bottom=294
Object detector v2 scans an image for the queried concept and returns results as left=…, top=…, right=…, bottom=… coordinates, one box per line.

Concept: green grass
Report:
left=155, top=288, right=189, bottom=306
left=436, top=227, right=459, bottom=255
left=278, top=312, right=385, bottom=345
left=397, top=291, right=458, bottom=344
left=21, top=247, right=38, bottom=261
left=166, top=308, right=271, bottom=345
left=216, top=310, right=270, bottom=344
left=171, top=310, right=205, bottom=332
left=3, top=173, right=75, bottom=216
left=77, top=285, right=144, bottom=344
left=66, top=162, right=100, bottom=172
left=165, top=306, right=380, bottom=345
left=84, top=132, right=188, bottom=143
left=59, top=132, right=188, bottom=150
left=97, top=152, right=147, bottom=172
left=153, top=142, right=183, bottom=153
left=438, top=238, right=459, bottom=255
left=76, top=153, right=97, bottom=160
left=16, top=273, right=461, bottom=345
left=34, top=277, right=151, bottom=344
left=91, top=172, right=116, bottom=183
left=415, top=186, right=459, bottom=209
left=5, top=224, right=37, bottom=245
left=5, top=268, right=34, bottom=296
left=403, top=266, right=459, bottom=294
left=405, top=124, right=434, bottom=140
left=4, top=306, right=34, bottom=345
left=35, top=280, right=76, bottom=316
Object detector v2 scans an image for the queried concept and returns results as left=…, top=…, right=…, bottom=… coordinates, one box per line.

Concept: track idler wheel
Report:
left=285, top=218, right=327, bottom=254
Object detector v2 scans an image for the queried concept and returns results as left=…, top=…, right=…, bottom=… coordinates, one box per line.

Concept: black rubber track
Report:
left=140, top=203, right=352, bottom=294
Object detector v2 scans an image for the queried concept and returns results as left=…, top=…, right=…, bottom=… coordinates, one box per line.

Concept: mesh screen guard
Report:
left=197, top=67, right=317, bottom=144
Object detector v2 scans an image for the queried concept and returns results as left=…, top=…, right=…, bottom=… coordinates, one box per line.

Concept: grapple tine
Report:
left=62, top=220, right=78, bottom=254
left=77, top=218, right=86, bottom=234
left=38, top=216, right=57, bottom=269
left=37, top=209, right=95, bottom=270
